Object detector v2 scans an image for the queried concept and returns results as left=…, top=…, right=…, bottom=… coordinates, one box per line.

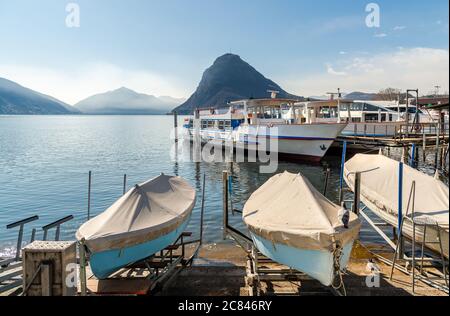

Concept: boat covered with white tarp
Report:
left=243, top=171, right=361, bottom=286
left=76, top=174, right=196, bottom=279
left=344, top=154, right=449, bottom=258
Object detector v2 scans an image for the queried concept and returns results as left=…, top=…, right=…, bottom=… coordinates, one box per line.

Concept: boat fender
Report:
left=338, top=203, right=350, bottom=229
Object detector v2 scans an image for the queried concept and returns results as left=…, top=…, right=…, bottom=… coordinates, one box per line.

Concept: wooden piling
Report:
left=173, top=111, right=178, bottom=143
left=123, top=174, right=127, bottom=195
left=422, top=129, right=427, bottom=162
left=435, top=123, right=440, bottom=170
left=222, top=171, right=229, bottom=240
left=352, top=172, right=361, bottom=215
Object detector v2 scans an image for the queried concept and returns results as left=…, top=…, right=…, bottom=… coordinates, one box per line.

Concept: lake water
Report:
left=0, top=115, right=444, bottom=257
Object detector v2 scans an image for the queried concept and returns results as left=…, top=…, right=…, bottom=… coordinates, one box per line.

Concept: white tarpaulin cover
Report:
left=344, top=154, right=449, bottom=231
left=243, top=172, right=361, bottom=251
left=76, top=174, right=196, bottom=253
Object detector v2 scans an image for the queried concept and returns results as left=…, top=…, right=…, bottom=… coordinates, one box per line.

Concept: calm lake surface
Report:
left=0, top=115, right=444, bottom=257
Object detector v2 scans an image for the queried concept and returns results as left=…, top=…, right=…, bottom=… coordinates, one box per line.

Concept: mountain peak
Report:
left=74, top=88, right=183, bottom=115
left=173, top=54, right=301, bottom=114
left=214, top=53, right=243, bottom=63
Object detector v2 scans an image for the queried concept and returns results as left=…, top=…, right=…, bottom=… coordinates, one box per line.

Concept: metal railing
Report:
left=42, top=215, right=74, bottom=241
left=4, top=216, right=39, bottom=262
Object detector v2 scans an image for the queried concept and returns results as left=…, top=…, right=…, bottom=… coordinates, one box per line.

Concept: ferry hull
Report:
left=250, top=232, right=354, bottom=287
left=186, top=123, right=347, bottom=161
left=88, top=215, right=192, bottom=279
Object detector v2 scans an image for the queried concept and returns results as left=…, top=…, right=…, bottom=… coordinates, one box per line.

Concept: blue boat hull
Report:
left=251, top=233, right=354, bottom=286
left=89, top=215, right=191, bottom=279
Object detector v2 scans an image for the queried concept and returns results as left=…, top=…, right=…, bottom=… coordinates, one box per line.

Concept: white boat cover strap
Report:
left=243, top=172, right=361, bottom=251
left=76, top=175, right=196, bottom=253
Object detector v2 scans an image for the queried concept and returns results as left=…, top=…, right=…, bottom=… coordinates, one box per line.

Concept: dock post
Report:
left=352, top=172, right=361, bottom=215
left=173, top=111, right=178, bottom=143
left=435, top=123, right=440, bottom=170
left=222, top=171, right=229, bottom=240
left=339, top=141, right=347, bottom=204
left=79, top=239, right=87, bottom=296
left=397, top=162, right=404, bottom=259
left=410, top=143, right=416, bottom=167
left=422, top=129, right=427, bottom=162
left=200, top=173, right=206, bottom=245
left=87, top=171, right=92, bottom=221
left=123, top=174, right=127, bottom=195
left=323, top=168, right=330, bottom=196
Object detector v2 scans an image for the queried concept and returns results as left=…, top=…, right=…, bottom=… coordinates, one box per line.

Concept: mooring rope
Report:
left=331, top=241, right=347, bottom=296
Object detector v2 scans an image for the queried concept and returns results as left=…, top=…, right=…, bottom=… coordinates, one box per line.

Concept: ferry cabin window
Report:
left=201, top=120, right=207, bottom=129
left=224, top=120, right=232, bottom=129
left=363, top=103, right=388, bottom=112
left=365, top=114, right=379, bottom=122
left=351, top=103, right=363, bottom=111
left=207, top=120, right=215, bottom=128
left=218, top=120, right=225, bottom=130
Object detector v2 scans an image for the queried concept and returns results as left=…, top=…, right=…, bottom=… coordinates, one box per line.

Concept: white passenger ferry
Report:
left=292, top=99, right=435, bottom=138
left=183, top=96, right=347, bottom=162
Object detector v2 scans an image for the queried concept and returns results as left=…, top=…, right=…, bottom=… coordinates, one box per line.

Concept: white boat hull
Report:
left=250, top=232, right=355, bottom=287
left=187, top=123, right=347, bottom=161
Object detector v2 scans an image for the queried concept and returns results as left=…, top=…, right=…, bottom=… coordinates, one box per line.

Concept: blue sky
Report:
left=0, top=0, right=448, bottom=103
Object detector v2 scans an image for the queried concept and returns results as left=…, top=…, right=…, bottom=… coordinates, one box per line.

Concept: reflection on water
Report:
left=0, top=115, right=447, bottom=256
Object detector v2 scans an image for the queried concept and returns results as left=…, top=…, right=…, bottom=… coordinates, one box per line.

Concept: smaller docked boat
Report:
left=243, top=172, right=361, bottom=286
left=344, top=154, right=449, bottom=259
left=76, top=174, right=196, bottom=279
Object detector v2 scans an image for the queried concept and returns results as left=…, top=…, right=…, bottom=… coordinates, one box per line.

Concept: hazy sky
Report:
left=0, top=0, right=448, bottom=104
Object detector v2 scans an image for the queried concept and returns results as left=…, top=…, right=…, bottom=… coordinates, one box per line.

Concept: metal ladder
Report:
left=411, top=215, right=449, bottom=293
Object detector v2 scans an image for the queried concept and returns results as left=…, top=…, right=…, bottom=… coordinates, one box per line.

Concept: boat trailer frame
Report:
left=78, top=231, right=202, bottom=296
left=339, top=142, right=449, bottom=294
left=78, top=174, right=207, bottom=296
left=222, top=169, right=346, bottom=297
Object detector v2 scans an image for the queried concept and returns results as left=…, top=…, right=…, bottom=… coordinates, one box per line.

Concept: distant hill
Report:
left=74, top=87, right=185, bottom=115
left=0, top=77, right=80, bottom=115
left=173, top=54, right=302, bottom=114
left=344, top=91, right=378, bottom=101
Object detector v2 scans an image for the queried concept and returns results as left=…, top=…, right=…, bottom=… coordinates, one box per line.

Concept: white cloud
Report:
left=0, top=63, right=188, bottom=104
left=393, top=26, right=406, bottom=31
left=374, top=33, right=388, bottom=38
left=339, top=51, right=348, bottom=55
left=326, top=64, right=347, bottom=76
left=281, top=47, right=450, bottom=97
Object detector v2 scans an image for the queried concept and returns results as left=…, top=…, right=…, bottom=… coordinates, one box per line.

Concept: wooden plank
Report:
left=0, top=261, right=22, bottom=273
left=86, top=278, right=152, bottom=296
left=0, top=279, right=22, bottom=294
left=40, top=264, right=52, bottom=296
left=0, top=268, right=22, bottom=283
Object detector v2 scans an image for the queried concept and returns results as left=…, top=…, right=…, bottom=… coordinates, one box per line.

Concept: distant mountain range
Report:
left=344, top=91, right=379, bottom=101
left=0, top=77, right=185, bottom=115
left=74, top=87, right=185, bottom=115
left=174, top=54, right=302, bottom=114
left=0, top=77, right=80, bottom=115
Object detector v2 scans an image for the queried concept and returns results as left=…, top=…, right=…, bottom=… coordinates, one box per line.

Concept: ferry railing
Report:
left=42, top=215, right=74, bottom=241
